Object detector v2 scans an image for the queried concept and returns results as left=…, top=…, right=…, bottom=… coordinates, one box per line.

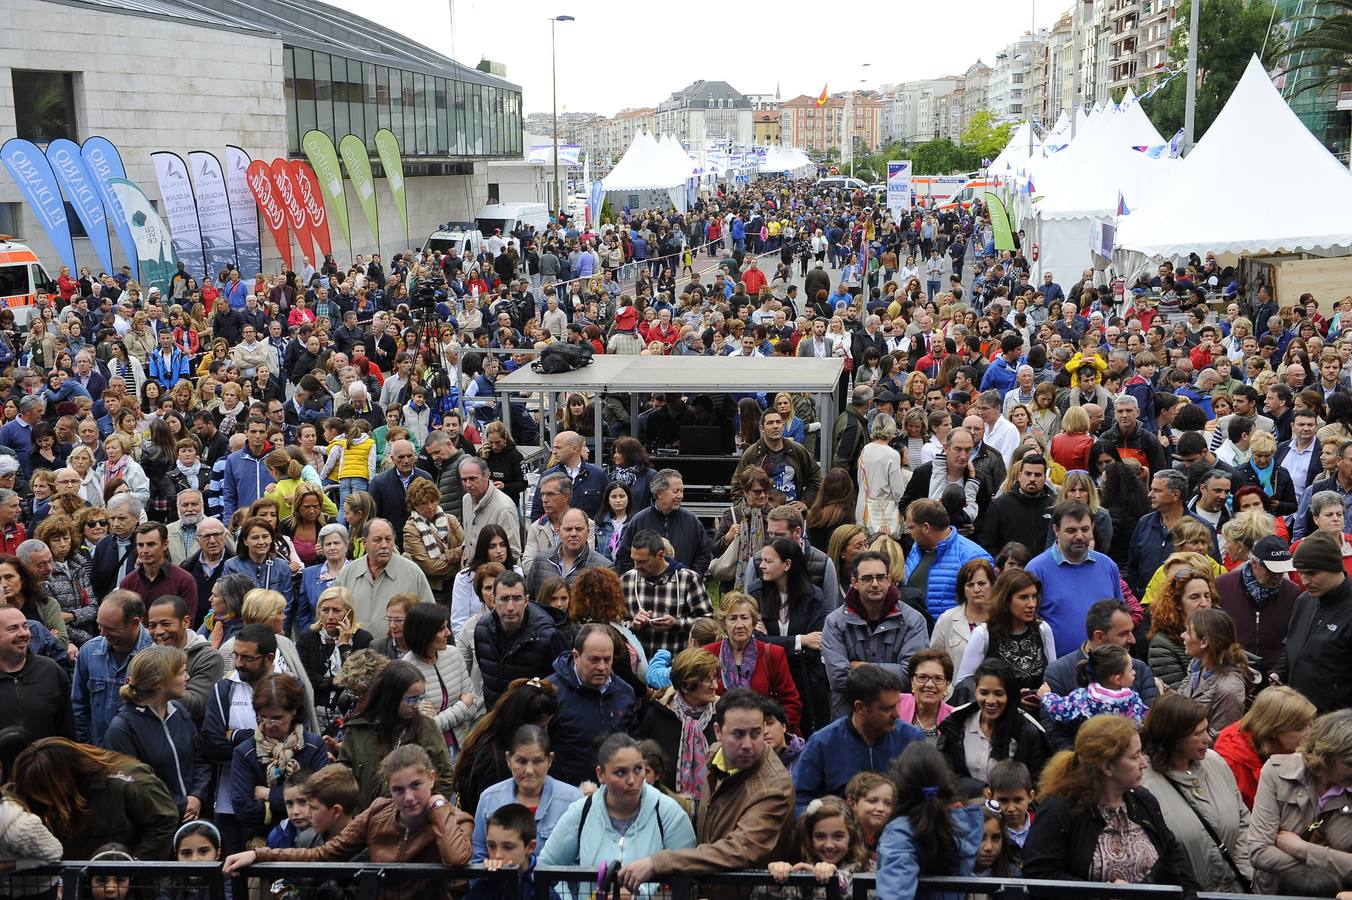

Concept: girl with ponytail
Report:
left=1180, top=607, right=1255, bottom=739
left=876, top=742, right=985, bottom=900
left=1037, top=644, right=1148, bottom=738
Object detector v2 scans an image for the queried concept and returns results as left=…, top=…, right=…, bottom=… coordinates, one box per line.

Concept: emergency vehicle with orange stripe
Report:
left=0, top=236, right=54, bottom=325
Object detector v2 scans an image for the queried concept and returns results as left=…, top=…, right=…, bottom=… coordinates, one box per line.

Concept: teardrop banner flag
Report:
left=224, top=146, right=262, bottom=278
left=301, top=129, right=350, bottom=257
left=150, top=151, right=208, bottom=281
left=288, top=160, right=332, bottom=260
left=0, top=138, right=78, bottom=274
left=80, top=136, right=139, bottom=280
left=339, top=134, right=379, bottom=252
left=45, top=139, right=114, bottom=275
left=245, top=159, right=291, bottom=272
left=373, top=128, right=407, bottom=246
left=268, top=158, right=312, bottom=269
left=187, top=151, right=238, bottom=283
left=108, top=177, right=178, bottom=296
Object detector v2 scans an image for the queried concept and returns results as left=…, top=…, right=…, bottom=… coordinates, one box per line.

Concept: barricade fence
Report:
left=40, top=861, right=1329, bottom=900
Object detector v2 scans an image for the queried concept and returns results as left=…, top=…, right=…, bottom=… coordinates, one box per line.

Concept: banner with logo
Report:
left=44, top=139, right=114, bottom=275
left=151, top=151, right=207, bottom=281
left=339, top=134, right=379, bottom=251
left=108, top=177, right=178, bottom=295
left=590, top=179, right=604, bottom=228
left=288, top=160, right=332, bottom=260
left=886, top=160, right=912, bottom=222
left=246, top=159, right=291, bottom=271
left=985, top=191, right=1016, bottom=252
left=373, top=128, right=407, bottom=246
left=0, top=138, right=78, bottom=274
left=301, top=130, right=349, bottom=257
left=268, top=158, right=312, bottom=268
left=80, top=137, right=139, bottom=280
left=224, top=146, right=262, bottom=278
left=187, top=151, right=237, bottom=285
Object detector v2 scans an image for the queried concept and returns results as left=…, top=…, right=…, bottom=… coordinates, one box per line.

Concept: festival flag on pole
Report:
left=1117, top=191, right=1131, bottom=216
left=1168, top=128, right=1185, bottom=158
left=816, top=85, right=829, bottom=107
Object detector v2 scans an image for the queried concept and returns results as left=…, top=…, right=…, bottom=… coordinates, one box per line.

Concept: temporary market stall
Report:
left=1115, top=55, right=1352, bottom=301
left=758, top=145, right=815, bottom=179
left=601, top=130, right=690, bottom=213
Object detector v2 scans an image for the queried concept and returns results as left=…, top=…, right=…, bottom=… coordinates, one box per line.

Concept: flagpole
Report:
left=1183, top=0, right=1199, bottom=152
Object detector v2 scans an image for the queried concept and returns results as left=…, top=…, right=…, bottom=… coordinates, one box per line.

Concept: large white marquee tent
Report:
left=1115, top=55, right=1352, bottom=277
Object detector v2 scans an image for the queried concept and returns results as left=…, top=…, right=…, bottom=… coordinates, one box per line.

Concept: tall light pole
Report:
left=550, top=14, right=574, bottom=218
left=1183, top=0, right=1199, bottom=152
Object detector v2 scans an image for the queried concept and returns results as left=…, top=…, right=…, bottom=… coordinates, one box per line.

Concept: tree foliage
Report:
left=1279, top=0, right=1352, bottom=98
left=961, top=110, right=1015, bottom=158
left=1146, top=0, right=1278, bottom=141
left=912, top=138, right=981, bottom=175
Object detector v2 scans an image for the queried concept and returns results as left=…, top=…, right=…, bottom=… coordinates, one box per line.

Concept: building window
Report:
left=13, top=70, right=78, bottom=143
left=0, top=203, right=18, bottom=239
left=488, top=182, right=500, bottom=203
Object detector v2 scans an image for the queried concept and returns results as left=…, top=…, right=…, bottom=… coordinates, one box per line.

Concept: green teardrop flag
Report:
left=985, top=191, right=1016, bottom=253
left=373, top=128, right=407, bottom=246
left=302, top=130, right=351, bottom=257
left=339, top=134, right=379, bottom=252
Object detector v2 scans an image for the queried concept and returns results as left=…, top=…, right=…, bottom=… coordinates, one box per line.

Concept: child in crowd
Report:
left=763, top=699, right=805, bottom=775
left=763, top=796, right=871, bottom=898
left=469, top=803, right=538, bottom=900
left=984, top=760, right=1035, bottom=850
left=645, top=617, right=720, bottom=689
left=323, top=418, right=376, bottom=517
left=164, top=822, right=224, bottom=900
left=638, top=740, right=694, bottom=819
left=1038, top=644, right=1148, bottom=730
left=973, top=801, right=1021, bottom=880
left=844, top=772, right=896, bottom=860
left=267, top=770, right=316, bottom=850
left=302, top=764, right=359, bottom=846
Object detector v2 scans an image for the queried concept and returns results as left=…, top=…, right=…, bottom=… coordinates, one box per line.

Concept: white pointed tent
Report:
left=1117, top=55, right=1352, bottom=264
left=989, top=121, right=1043, bottom=176
left=759, top=145, right=815, bottom=178
left=602, top=130, right=690, bottom=211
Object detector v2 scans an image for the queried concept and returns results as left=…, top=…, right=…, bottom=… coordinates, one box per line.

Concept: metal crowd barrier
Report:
left=40, top=860, right=1332, bottom=900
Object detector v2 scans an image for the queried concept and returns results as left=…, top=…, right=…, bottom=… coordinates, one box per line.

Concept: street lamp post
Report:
left=550, top=14, right=575, bottom=219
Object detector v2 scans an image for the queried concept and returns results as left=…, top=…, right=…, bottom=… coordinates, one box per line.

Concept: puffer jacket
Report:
left=402, top=647, right=483, bottom=747
left=904, top=527, right=996, bottom=620
left=474, top=601, right=571, bottom=709
left=546, top=651, right=637, bottom=787
left=103, top=700, right=210, bottom=816
left=1149, top=633, right=1191, bottom=689
left=230, top=729, right=329, bottom=840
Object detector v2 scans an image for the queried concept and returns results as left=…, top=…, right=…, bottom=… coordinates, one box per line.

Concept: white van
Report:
left=423, top=223, right=484, bottom=258
left=0, top=237, right=54, bottom=326
left=475, top=202, right=551, bottom=238
left=815, top=176, right=868, bottom=192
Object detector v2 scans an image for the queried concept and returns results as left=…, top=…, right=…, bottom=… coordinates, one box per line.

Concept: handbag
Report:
left=707, top=509, right=742, bottom=582
left=1159, top=774, right=1252, bottom=892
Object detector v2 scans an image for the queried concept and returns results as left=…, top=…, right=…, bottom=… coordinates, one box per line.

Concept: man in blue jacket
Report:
left=793, top=664, right=923, bottom=813
left=147, top=329, right=190, bottom=390
left=221, top=417, right=274, bottom=524
left=546, top=624, right=635, bottom=786
left=72, top=591, right=152, bottom=745
left=530, top=430, right=608, bottom=521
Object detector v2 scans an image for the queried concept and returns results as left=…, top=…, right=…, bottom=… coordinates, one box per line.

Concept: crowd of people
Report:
left=0, top=173, right=1350, bottom=900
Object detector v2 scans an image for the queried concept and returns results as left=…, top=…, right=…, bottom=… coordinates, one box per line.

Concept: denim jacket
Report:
left=72, top=627, right=153, bottom=744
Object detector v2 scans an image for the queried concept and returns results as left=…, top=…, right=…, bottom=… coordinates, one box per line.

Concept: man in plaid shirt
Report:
left=622, top=529, right=714, bottom=659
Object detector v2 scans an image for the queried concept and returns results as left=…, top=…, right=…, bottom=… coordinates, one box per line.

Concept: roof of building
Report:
left=663, top=80, right=751, bottom=108
left=50, top=0, right=518, bottom=89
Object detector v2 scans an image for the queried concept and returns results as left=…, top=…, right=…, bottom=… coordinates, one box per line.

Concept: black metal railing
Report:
left=40, top=860, right=1330, bottom=900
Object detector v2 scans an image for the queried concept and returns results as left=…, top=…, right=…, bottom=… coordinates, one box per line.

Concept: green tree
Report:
left=1279, top=0, right=1352, bottom=98
left=1146, top=0, right=1278, bottom=141
left=960, top=110, right=1015, bottom=159
left=913, top=138, right=977, bottom=174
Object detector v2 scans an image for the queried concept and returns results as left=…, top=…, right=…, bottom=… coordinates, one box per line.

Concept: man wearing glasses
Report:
left=820, top=550, right=929, bottom=719
left=183, top=518, right=233, bottom=631
left=202, top=622, right=277, bottom=855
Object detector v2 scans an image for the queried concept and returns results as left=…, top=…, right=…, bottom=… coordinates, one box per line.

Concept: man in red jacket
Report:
left=741, top=258, right=767, bottom=296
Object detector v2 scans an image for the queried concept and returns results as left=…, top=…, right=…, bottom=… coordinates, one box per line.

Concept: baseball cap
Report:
left=1251, top=535, right=1294, bottom=573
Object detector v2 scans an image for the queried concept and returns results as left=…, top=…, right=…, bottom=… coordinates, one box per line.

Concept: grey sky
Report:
left=329, top=0, right=1067, bottom=116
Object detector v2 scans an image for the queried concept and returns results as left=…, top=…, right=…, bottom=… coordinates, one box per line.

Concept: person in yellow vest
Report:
left=321, top=419, right=377, bottom=526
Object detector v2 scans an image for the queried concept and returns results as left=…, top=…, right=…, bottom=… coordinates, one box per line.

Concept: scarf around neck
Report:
left=672, top=693, right=714, bottom=798
left=255, top=723, right=307, bottom=786
left=719, top=637, right=758, bottom=690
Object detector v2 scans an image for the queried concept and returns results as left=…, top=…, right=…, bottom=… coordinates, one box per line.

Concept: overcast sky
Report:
left=331, top=0, right=1067, bottom=116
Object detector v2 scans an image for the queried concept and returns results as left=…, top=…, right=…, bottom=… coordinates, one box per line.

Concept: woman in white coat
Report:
left=402, top=601, right=482, bottom=755
left=856, top=414, right=910, bottom=537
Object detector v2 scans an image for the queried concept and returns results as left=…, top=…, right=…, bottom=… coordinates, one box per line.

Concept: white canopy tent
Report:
left=989, top=121, right=1043, bottom=176
left=602, top=130, right=689, bottom=212
left=1116, top=55, right=1352, bottom=276
left=759, top=145, right=815, bottom=178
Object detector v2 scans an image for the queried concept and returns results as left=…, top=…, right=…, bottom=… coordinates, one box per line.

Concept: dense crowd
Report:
left=0, top=174, right=1350, bottom=900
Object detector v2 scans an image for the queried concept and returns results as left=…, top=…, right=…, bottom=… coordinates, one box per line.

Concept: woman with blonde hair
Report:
left=702, top=592, right=802, bottom=733
left=1055, top=470, right=1113, bottom=551
left=104, top=644, right=209, bottom=819
left=1050, top=405, right=1093, bottom=472
left=1231, top=430, right=1297, bottom=516
left=1022, top=715, right=1198, bottom=890
left=826, top=524, right=869, bottom=605
left=1215, top=685, right=1317, bottom=809
left=67, top=444, right=104, bottom=507
left=219, top=588, right=319, bottom=733
left=298, top=585, right=374, bottom=736
left=1220, top=508, right=1274, bottom=570
left=1247, top=710, right=1352, bottom=892
left=1149, top=560, right=1218, bottom=688
left=1030, top=381, right=1062, bottom=441
left=95, top=432, right=149, bottom=506
left=1141, top=519, right=1225, bottom=607
left=856, top=414, right=909, bottom=537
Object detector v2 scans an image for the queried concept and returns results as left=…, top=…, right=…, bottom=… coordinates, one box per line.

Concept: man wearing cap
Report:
left=1216, top=535, right=1301, bottom=677
left=1275, top=530, right=1352, bottom=712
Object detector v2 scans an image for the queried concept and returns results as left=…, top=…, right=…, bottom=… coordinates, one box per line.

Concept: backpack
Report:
left=532, top=343, right=594, bottom=375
